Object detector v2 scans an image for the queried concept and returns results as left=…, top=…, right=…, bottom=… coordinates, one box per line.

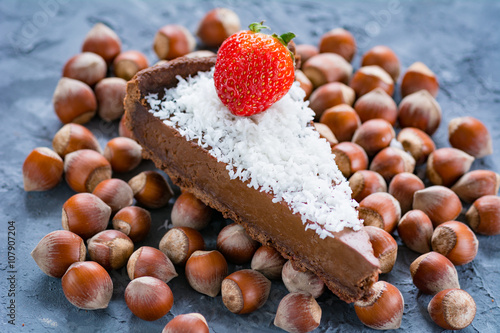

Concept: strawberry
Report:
left=214, top=22, right=296, bottom=116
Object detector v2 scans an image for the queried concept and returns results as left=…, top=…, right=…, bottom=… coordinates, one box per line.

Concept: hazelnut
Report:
left=318, top=28, right=356, bottom=62
left=128, top=171, right=174, bottom=209
left=185, top=250, right=228, bottom=297
left=413, top=186, right=462, bottom=227
left=370, top=147, right=415, bottom=183
left=125, top=276, right=174, bottom=321
left=354, top=281, right=404, bottom=330
left=388, top=172, right=425, bottom=214
left=52, top=123, right=101, bottom=158
left=349, top=170, right=387, bottom=203
left=31, top=230, right=86, bottom=278
left=87, top=230, right=134, bottom=270
left=398, top=90, right=441, bottom=135
left=62, top=52, right=107, bottom=86
left=64, top=149, right=112, bottom=193
left=251, top=245, right=286, bottom=280
left=358, top=192, right=401, bottom=233
left=361, top=45, right=400, bottom=81
left=184, top=50, right=217, bottom=59
left=309, top=82, right=355, bottom=118
left=349, top=65, right=394, bottom=97
left=221, top=269, right=271, bottom=314
left=82, top=23, right=121, bottom=63
left=448, top=116, right=492, bottom=158
left=466, top=195, right=500, bottom=236
left=159, top=227, right=205, bottom=265
left=62, top=193, right=111, bottom=240
left=451, top=170, right=500, bottom=203
left=95, top=77, right=127, bottom=122
left=274, top=292, right=322, bottom=333
left=62, top=261, right=113, bottom=310
left=171, top=191, right=212, bottom=230
left=196, top=8, right=240, bottom=47
left=53, top=77, right=97, bottom=124
left=295, top=44, right=319, bottom=67
left=428, top=289, right=476, bottom=330
left=319, top=104, right=360, bottom=142
left=112, top=206, right=152, bottom=243
left=282, top=260, right=325, bottom=299
left=119, top=114, right=135, bottom=140
left=153, top=24, right=196, bottom=60
left=302, top=53, right=353, bottom=87
left=353, top=88, right=398, bottom=125
left=22, top=147, right=64, bottom=192
left=426, top=147, right=474, bottom=187
left=401, top=62, right=439, bottom=98
left=397, top=210, right=433, bottom=254
left=295, top=69, right=313, bottom=100
left=364, top=226, right=397, bottom=274
left=113, top=50, right=149, bottom=81
left=331, top=142, right=368, bottom=178
left=92, top=178, right=133, bottom=214
left=216, top=223, right=259, bottom=264
left=103, top=137, right=142, bottom=173
left=127, top=246, right=178, bottom=283
left=431, top=221, right=478, bottom=266
left=313, top=122, right=338, bottom=146
left=410, top=252, right=460, bottom=295
left=396, top=127, right=436, bottom=164
left=162, top=313, right=209, bottom=333
left=352, top=118, right=395, bottom=156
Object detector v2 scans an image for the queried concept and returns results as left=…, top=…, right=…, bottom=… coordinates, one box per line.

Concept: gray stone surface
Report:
left=1, top=0, right=500, bottom=332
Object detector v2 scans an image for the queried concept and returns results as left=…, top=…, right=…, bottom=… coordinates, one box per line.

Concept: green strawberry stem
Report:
left=249, top=22, right=270, bottom=33
left=248, top=22, right=296, bottom=47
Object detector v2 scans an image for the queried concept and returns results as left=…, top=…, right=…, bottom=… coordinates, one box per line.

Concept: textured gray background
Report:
left=1, top=0, right=500, bottom=332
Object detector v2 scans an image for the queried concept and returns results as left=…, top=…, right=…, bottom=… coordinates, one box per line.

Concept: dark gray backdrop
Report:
left=1, top=0, right=499, bottom=332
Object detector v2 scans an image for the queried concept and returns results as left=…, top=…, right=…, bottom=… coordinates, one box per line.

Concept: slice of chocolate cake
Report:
left=124, top=56, right=379, bottom=303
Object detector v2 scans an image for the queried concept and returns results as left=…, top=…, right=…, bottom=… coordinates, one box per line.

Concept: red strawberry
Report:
left=214, top=22, right=295, bottom=116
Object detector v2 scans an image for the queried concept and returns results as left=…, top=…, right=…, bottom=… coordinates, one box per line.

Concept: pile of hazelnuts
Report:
left=21, top=6, right=498, bottom=333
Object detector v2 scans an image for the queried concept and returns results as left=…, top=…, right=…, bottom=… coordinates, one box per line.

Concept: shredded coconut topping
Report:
left=147, top=68, right=362, bottom=238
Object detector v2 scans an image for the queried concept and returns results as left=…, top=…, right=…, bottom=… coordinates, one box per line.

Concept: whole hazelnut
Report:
left=331, top=142, right=369, bottom=178
left=159, top=227, right=205, bottom=265
left=448, top=116, right=492, bottom=158
left=398, top=90, right=441, bottom=135
left=413, top=186, right=462, bottom=227
left=128, top=171, right=174, bottom=209
left=53, top=77, right=97, bottom=124
left=410, top=252, right=460, bottom=295
left=82, top=23, right=121, bottom=63
left=466, top=195, right=500, bottom=236
left=22, top=147, right=64, bottom=192
left=162, top=313, right=209, bottom=333
left=349, top=65, right=394, bottom=97
left=221, top=269, right=271, bottom=314
left=64, top=149, right=112, bottom=193
left=87, top=230, right=134, bottom=270
left=196, top=8, right=240, bottom=47
left=397, top=210, right=433, bottom=254
left=62, top=52, right=107, bottom=86
left=113, top=50, right=149, bottom=81
left=282, top=260, right=325, bottom=298
left=451, top=170, right=500, bottom=203
left=353, top=88, right=398, bottom=125
left=112, top=206, right=152, bottom=242
left=125, top=276, right=174, bottom=321
left=171, top=191, right=212, bottom=230
left=62, top=261, right=113, bottom=310
left=361, top=45, right=400, bottom=81
left=216, top=223, right=259, bottom=264
left=352, top=118, right=395, bottom=157
left=349, top=170, right=387, bottom=203
left=251, top=245, right=286, bottom=280
left=309, top=82, right=355, bottom=118
left=389, top=172, right=425, bottom=214
left=401, top=62, right=439, bottom=97
left=358, top=192, right=401, bottom=233
left=153, top=24, right=196, bottom=60
left=92, top=178, right=134, bottom=213
left=319, top=104, right=360, bottom=142
left=127, top=246, right=178, bottom=283
left=431, top=221, right=478, bottom=266
left=274, top=292, right=322, bottom=333
left=95, top=77, right=127, bottom=122
left=185, top=250, right=228, bottom=297
left=103, top=137, right=143, bottom=173
left=426, top=147, right=474, bottom=187
left=396, top=127, right=436, bottom=164
left=31, top=230, right=86, bottom=278
left=370, top=147, right=415, bottom=183
left=62, top=193, right=111, bottom=240
left=302, top=53, right=353, bottom=87
left=428, top=289, right=476, bottom=330
left=52, top=123, right=101, bottom=158
left=318, top=28, right=356, bottom=62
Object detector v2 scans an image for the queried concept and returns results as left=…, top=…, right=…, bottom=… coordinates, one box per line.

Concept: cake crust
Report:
left=124, top=56, right=379, bottom=302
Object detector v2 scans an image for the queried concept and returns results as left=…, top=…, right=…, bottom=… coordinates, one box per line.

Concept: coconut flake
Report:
left=147, top=68, right=362, bottom=238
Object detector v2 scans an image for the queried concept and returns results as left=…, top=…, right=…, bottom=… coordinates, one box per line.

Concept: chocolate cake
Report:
left=124, top=56, right=380, bottom=303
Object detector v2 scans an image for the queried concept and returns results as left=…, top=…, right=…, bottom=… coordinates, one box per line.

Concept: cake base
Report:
left=124, top=57, right=380, bottom=303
